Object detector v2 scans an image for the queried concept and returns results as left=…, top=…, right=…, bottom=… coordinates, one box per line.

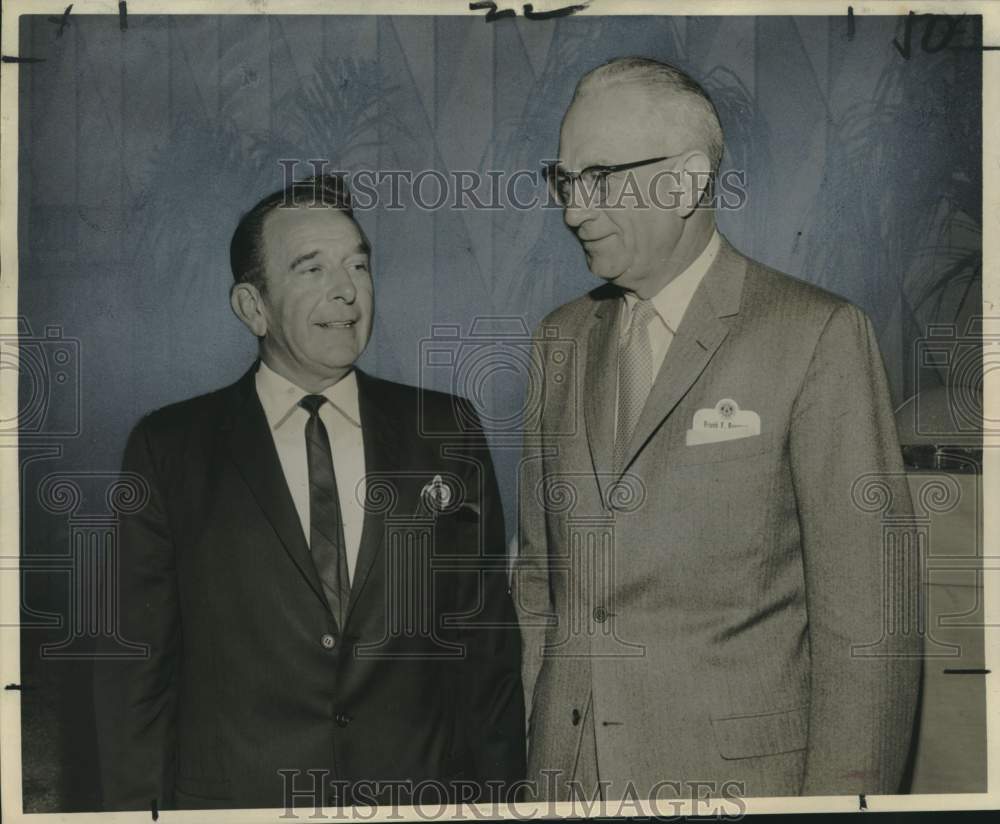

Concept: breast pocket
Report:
left=670, top=432, right=776, bottom=468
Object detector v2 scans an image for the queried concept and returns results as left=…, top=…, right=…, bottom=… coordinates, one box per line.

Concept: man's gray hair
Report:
left=575, top=56, right=724, bottom=173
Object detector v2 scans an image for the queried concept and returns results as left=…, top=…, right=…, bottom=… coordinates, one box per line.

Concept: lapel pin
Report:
left=421, top=474, right=453, bottom=513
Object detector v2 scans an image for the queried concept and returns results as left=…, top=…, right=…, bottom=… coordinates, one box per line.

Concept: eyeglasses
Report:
left=543, top=153, right=686, bottom=207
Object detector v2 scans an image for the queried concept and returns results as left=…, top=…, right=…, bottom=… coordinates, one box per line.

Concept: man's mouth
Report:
left=580, top=234, right=613, bottom=244
left=315, top=320, right=356, bottom=329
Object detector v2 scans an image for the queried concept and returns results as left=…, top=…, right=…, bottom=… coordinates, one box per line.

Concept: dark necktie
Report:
left=299, top=394, right=350, bottom=630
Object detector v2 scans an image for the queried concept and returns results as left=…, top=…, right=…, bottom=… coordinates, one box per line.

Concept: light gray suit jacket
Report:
left=513, top=236, right=921, bottom=800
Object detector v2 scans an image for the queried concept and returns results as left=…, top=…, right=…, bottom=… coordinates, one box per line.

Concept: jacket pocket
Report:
left=710, top=706, right=808, bottom=759
left=670, top=432, right=775, bottom=468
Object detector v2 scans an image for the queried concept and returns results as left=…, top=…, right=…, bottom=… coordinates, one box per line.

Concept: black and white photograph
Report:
left=0, top=0, right=995, bottom=820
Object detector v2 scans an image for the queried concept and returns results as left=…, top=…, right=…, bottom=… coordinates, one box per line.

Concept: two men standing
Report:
left=96, top=57, right=920, bottom=810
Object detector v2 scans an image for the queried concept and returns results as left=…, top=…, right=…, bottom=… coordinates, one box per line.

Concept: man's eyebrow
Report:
left=554, top=158, right=612, bottom=172
left=289, top=250, right=320, bottom=270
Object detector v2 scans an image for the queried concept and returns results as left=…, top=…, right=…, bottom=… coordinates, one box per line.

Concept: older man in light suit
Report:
left=513, top=57, right=921, bottom=802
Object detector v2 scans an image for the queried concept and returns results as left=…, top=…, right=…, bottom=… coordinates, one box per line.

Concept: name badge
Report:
left=686, top=398, right=761, bottom=446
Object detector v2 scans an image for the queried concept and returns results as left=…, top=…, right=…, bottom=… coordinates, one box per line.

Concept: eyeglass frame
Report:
left=542, top=152, right=689, bottom=207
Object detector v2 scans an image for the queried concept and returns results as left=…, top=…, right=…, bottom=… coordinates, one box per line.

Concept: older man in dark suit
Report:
left=514, top=56, right=921, bottom=802
left=94, top=176, right=525, bottom=811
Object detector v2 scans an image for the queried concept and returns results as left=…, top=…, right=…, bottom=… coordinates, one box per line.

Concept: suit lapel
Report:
left=344, top=369, right=400, bottom=624
left=620, top=236, right=749, bottom=475
left=584, top=291, right=622, bottom=500
left=221, top=364, right=327, bottom=609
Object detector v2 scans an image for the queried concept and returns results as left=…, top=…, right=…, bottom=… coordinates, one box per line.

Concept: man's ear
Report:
left=679, top=151, right=713, bottom=218
left=230, top=282, right=268, bottom=338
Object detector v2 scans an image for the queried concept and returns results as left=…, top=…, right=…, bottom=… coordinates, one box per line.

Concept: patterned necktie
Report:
left=299, top=395, right=350, bottom=630
left=614, top=299, right=658, bottom=472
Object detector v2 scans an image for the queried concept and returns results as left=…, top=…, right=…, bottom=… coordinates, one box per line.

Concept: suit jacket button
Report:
left=321, top=633, right=336, bottom=650
left=571, top=708, right=581, bottom=726
left=593, top=606, right=607, bottom=623
left=335, top=712, right=352, bottom=728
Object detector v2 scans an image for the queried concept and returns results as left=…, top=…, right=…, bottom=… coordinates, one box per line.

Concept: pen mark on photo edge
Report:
left=119, top=0, right=128, bottom=31
left=2, top=55, right=47, bottom=63
left=523, top=2, right=589, bottom=20
left=151, top=798, right=159, bottom=821
left=834, top=10, right=996, bottom=57
left=889, top=12, right=997, bottom=58
left=4, top=683, right=22, bottom=691
left=47, top=4, right=73, bottom=38
left=859, top=793, right=867, bottom=810
left=469, top=1, right=588, bottom=22
left=943, top=668, right=991, bottom=675
left=469, top=1, right=516, bottom=22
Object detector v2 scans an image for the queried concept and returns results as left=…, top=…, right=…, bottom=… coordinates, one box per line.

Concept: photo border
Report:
left=1, top=0, right=996, bottom=819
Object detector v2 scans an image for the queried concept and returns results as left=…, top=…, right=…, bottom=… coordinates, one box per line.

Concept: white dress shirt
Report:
left=620, top=229, right=722, bottom=378
left=255, top=362, right=366, bottom=581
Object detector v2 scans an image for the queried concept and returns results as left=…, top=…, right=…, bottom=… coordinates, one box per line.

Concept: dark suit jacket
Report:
left=94, top=365, right=525, bottom=811
left=514, top=236, right=921, bottom=800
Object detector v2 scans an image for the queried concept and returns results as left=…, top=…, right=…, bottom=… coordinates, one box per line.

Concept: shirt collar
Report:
left=623, top=229, right=721, bottom=333
left=255, top=361, right=362, bottom=430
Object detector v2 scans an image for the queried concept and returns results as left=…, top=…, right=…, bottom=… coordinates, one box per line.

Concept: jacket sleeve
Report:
left=93, top=417, right=180, bottom=811
left=452, top=402, right=527, bottom=790
left=510, top=332, right=558, bottom=732
left=789, top=303, right=921, bottom=795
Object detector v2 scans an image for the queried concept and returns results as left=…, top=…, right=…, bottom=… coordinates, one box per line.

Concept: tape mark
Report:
left=859, top=793, right=867, bottom=810
left=943, top=668, right=991, bottom=674
left=118, top=1, right=128, bottom=31
left=47, top=4, right=73, bottom=38
left=151, top=798, right=159, bottom=821
left=4, top=683, right=22, bottom=690
left=1, top=55, right=47, bottom=64
left=847, top=6, right=855, bottom=40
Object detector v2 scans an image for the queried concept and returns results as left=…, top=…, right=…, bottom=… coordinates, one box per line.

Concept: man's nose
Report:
left=564, top=198, right=597, bottom=229
left=325, top=268, right=356, bottom=303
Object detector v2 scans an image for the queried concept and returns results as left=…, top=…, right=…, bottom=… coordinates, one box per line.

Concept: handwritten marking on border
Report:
left=470, top=1, right=588, bottom=22
left=47, top=4, right=73, bottom=38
